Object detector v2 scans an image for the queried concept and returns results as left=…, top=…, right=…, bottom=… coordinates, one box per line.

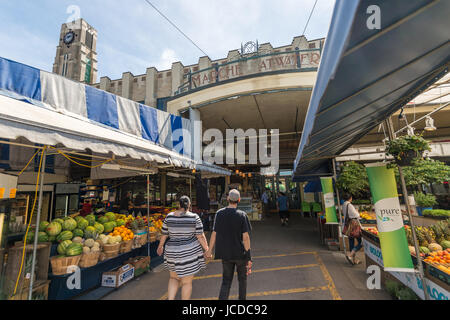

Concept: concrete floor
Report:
left=102, top=214, right=392, bottom=300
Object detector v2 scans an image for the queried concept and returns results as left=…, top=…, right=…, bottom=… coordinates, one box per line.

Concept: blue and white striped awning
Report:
left=293, top=0, right=450, bottom=180
left=0, top=57, right=230, bottom=176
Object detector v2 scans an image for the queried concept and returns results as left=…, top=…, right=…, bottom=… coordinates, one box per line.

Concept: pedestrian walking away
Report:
left=342, top=193, right=363, bottom=265
left=157, top=196, right=209, bottom=300
left=277, top=192, right=290, bottom=226
left=206, top=189, right=252, bottom=300
left=261, top=188, right=270, bottom=218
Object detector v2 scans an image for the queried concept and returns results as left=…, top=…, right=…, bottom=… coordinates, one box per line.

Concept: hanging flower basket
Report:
left=385, top=134, right=430, bottom=167
left=395, top=150, right=422, bottom=167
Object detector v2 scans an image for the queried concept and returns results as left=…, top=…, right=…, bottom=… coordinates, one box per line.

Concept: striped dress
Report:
left=161, top=211, right=206, bottom=277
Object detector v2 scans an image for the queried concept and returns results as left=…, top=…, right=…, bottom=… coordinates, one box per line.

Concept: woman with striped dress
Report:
left=157, top=196, right=209, bottom=300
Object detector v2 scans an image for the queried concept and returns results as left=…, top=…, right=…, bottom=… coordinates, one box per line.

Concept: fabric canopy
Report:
left=293, top=0, right=450, bottom=180
left=0, top=57, right=230, bottom=175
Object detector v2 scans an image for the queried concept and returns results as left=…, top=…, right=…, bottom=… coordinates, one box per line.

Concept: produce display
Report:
left=364, top=219, right=450, bottom=276
left=360, top=211, right=376, bottom=221
left=109, top=226, right=134, bottom=241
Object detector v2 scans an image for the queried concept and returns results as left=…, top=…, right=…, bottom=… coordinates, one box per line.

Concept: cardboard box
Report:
left=102, top=264, right=135, bottom=288
left=126, top=256, right=150, bottom=277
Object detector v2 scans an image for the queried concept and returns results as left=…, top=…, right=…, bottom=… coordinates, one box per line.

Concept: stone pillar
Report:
left=145, top=67, right=158, bottom=107
left=171, top=62, right=184, bottom=96
left=189, top=107, right=202, bottom=163
left=100, top=76, right=111, bottom=92
left=122, top=72, right=134, bottom=99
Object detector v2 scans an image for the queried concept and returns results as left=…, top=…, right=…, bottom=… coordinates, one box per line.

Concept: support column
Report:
left=100, top=76, right=111, bottom=92
left=171, top=62, right=184, bottom=96
left=145, top=67, right=158, bottom=107
left=189, top=107, right=202, bottom=163
left=160, top=172, right=167, bottom=206
left=121, top=72, right=134, bottom=99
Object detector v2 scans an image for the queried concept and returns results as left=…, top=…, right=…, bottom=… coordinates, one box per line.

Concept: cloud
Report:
left=155, top=49, right=178, bottom=71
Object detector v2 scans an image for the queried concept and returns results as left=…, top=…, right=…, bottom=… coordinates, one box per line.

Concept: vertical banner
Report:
left=366, top=163, right=414, bottom=272
left=320, top=177, right=338, bottom=224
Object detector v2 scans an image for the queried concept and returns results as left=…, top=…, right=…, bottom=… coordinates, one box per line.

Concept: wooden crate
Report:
left=9, top=280, right=50, bottom=300
left=3, top=243, right=51, bottom=298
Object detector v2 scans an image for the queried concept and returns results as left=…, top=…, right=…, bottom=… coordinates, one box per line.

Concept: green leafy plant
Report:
left=414, top=192, right=437, bottom=208
left=396, top=287, right=419, bottom=300
left=336, top=161, right=370, bottom=198
left=399, top=158, right=450, bottom=187
left=423, top=209, right=450, bottom=218
left=385, top=280, right=401, bottom=298
left=386, top=134, right=430, bottom=163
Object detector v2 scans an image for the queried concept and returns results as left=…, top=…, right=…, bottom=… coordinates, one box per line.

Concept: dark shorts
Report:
left=279, top=210, right=290, bottom=219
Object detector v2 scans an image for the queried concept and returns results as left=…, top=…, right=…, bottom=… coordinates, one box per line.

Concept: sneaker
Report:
left=345, top=255, right=355, bottom=265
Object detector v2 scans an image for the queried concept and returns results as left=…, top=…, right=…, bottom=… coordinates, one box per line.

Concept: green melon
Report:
left=39, top=221, right=49, bottom=232
left=76, top=217, right=89, bottom=230
left=63, top=218, right=77, bottom=231
left=73, top=228, right=84, bottom=238
left=440, top=240, right=450, bottom=250
left=98, top=216, right=109, bottom=224
left=103, top=221, right=115, bottom=233
left=38, top=232, right=49, bottom=243
left=56, top=230, right=73, bottom=242
left=65, top=243, right=83, bottom=256
left=84, top=226, right=98, bottom=239
left=419, top=246, right=430, bottom=255
left=46, top=222, right=62, bottom=237
left=57, top=240, right=72, bottom=255
left=52, top=218, right=64, bottom=225
left=94, top=222, right=104, bottom=234
left=85, top=215, right=96, bottom=226
left=105, top=212, right=116, bottom=222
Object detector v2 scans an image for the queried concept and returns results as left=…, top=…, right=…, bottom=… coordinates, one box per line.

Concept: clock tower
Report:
left=52, top=18, right=98, bottom=84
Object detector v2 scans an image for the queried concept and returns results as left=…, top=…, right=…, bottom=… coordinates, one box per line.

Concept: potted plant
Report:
left=413, top=192, right=437, bottom=216
left=385, top=134, right=431, bottom=166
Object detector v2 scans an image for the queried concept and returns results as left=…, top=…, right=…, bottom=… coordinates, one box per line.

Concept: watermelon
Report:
left=74, top=216, right=84, bottom=223
left=98, top=216, right=109, bottom=224
left=39, top=221, right=49, bottom=232
left=115, top=219, right=125, bottom=227
left=76, top=218, right=89, bottom=230
left=46, top=222, right=62, bottom=237
left=48, top=235, right=56, bottom=242
left=94, top=222, right=104, bottom=234
left=105, top=212, right=116, bottom=222
left=419, top=246, right=430, bottom=255
left=103, top=221, right=115, bottom=233
left=57, top=240, right=72, bottom=255
left=86, top=215, right=96, bottom=226
left=440, top=240, right=450, bottom=250
left=65, top=243, right=83, bottom=256
left=38, top=232, right=49, bottom=243
left=56, top=230, right=73, bottom=242
left=52, top=218, right=64, bottom=225
left=63, top=218, right=77, bottom=231
left=84, top=226, right=98, bottom=239
left=73, top=228, right=84, bottom=238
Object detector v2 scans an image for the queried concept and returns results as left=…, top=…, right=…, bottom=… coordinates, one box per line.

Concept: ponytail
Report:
left=179, top=196, right=191, bottom=211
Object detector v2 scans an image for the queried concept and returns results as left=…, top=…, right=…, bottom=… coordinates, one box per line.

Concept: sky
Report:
left=0, top=0, right=336, bottom=81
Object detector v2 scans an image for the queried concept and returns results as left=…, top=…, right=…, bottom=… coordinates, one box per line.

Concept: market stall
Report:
left=0, top=57, right=229, bottom=300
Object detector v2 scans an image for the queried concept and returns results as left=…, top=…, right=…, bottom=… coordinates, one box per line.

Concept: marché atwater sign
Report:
left=191, top=50, right=321, bottom=88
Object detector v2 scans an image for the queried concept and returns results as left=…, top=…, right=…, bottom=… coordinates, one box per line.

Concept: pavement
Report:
left=102, top=214, right=392, bottom=300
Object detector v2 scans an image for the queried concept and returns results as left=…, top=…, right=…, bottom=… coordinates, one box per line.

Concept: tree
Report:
left=336, top=161, right=370, bottom=198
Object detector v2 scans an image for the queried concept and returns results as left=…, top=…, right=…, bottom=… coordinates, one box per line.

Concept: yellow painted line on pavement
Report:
left=313, top=252, right=342, bottom=300
left=207, top=251, right=315, bottom=263
left=193, top=263, right=319, bottom=280
left=196, top=286, right=329, bottom=300
left=158, top=292, right=168, bottom=300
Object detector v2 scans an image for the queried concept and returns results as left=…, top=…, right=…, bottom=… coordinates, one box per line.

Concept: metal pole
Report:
left=385, top=118, right=429, bottom=300
left=147, top=174, right=150, bottom=258
left=28, top=147, right=46, bottom=300
left=333, top=159, right=346, bottom=254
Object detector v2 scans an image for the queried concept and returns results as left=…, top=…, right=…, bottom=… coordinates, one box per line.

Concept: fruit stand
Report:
left=361, top=220, right=450, bottom=300
left=17, top=211, right=167, bottom=300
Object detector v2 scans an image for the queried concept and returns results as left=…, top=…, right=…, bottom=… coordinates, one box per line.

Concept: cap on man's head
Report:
left=228, top=189, right=240, bottom=202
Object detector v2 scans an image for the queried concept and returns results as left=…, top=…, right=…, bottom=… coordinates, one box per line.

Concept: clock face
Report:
left=63, top=31, right=75, bottom=45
